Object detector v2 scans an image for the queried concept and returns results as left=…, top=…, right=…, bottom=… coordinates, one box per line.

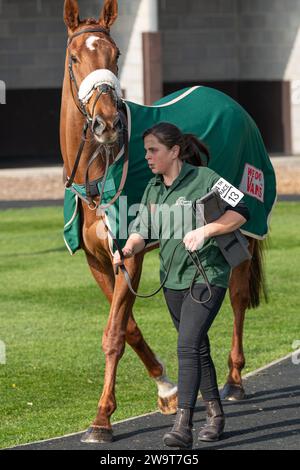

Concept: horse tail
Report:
left=248, top=238, right=269, bottom=309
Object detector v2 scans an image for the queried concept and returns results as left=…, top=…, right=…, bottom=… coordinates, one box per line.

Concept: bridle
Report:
left=67, top=27, right=122, bottom=127
left=65, top=26, right=129, bottom=213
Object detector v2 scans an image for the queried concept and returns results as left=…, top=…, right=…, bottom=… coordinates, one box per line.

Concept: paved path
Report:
left=9, top=354, right=300, bottom=450
left=0, top=199, right=64, bottom=209
left=0, top=156, right=300, bottom=202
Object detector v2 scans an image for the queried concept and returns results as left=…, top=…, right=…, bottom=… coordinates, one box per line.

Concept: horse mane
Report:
left=79, top=18, right=119, bottom=50
left=84, top=18, right=98, bottom=25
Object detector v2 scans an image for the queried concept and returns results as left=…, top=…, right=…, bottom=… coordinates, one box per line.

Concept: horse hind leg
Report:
left=221, top=238, right=256, bottom=401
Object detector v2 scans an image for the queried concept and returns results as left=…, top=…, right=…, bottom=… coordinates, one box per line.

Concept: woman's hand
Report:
left=112, top=247, right=134, bottom=269
left=183, top=211, right=247, bottom=252
left=183, top=226, right=207, bottom=252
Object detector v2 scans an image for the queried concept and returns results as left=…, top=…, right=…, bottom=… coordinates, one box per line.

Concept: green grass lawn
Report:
left=0, top=202, right=299, bottom=448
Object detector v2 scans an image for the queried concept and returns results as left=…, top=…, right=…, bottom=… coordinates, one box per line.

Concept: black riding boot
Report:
left=198, top=399, right=225, bottom=442
left=163, top=408, right=193, bottom=449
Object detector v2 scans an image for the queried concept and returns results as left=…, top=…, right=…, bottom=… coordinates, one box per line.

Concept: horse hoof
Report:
left=158, top=392, right=178, bottom=415
left=220, top=383, right=245, bottom=401
left=81, top=425, right=113, bottom=443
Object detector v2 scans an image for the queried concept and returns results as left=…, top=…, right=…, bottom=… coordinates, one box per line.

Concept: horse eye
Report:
left=71, top=55, right=78, bottom=63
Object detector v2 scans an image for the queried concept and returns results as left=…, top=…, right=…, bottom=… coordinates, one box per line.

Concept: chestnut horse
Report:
left=60, top=0, right=267, bottom=443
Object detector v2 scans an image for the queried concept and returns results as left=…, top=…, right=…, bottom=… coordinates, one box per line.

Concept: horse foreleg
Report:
left=122, top=254, right=177, bottom=413
left=85, top=252, right=177, bottom=410
left=84, top=252, right=162, bottom=376
left=221, top=238, right=256, bottom=401
left=123, top=253, right=177, bottom=413
left=81, top=272, right=133, bottom=443
left=82, top=253, right=176, bottom=443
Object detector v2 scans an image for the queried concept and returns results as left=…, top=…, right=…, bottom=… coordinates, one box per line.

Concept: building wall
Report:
left=238, top=0, right=300, bottom=154
left=1, top=0, right=299, bottom=164
left=118, top=0, right=158, bottom=104
left=291, top=80, right=300, bottom=154
left=159, top=0, right=300, bottom=154
left=0, top=0, right=150, bottom=166
left=159, top=0, right=239, bottom=81
left=0, top=0, right=148, bottom=103
left=285, top=27, right=300, bottom=154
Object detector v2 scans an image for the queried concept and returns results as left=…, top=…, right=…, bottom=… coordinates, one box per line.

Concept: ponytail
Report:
left=143, top=122, right=210, bottom=167
left=181, top=134, right=210, bottom=167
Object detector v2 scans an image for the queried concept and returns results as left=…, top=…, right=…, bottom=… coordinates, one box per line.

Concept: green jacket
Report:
left=129, top=162, right=232, bottom=289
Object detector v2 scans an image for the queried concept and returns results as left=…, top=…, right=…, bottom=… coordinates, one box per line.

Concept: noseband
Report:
left=65, top=27, right=128, bottom=218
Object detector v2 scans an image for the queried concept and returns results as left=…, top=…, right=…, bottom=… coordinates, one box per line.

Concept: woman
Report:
left=113, top=122, right=250, bottom=449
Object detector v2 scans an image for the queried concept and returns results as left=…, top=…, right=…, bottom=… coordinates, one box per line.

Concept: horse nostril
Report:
left=92, top=116, right=106, bottom=136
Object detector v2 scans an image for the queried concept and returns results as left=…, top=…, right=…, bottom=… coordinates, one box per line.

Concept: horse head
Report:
left=64, top=0, right=122, bottom=145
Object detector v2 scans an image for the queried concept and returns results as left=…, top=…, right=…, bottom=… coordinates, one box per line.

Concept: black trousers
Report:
left=163, top=283, right=227, bottom=409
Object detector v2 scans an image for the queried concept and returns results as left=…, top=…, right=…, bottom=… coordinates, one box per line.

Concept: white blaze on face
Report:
left=86, top=36, right=100, bottom=51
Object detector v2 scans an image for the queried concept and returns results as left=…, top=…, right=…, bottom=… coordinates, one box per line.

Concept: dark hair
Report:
left=143, top=122, right=210, bottom=167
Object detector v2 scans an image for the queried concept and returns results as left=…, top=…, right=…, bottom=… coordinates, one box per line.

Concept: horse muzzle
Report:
left=92, top=115, right=119, bottom=144
left=92, top=115, right=107, bottom=136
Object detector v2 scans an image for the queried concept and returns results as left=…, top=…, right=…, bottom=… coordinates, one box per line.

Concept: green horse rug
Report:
left=64, top=85, right=277, bottom=255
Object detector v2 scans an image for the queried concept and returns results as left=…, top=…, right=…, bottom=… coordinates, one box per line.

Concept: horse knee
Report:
left=102, top=331, right=126, bottom=359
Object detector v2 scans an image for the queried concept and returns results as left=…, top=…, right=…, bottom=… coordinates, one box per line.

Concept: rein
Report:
left=115, top=241, right=212, bottom=305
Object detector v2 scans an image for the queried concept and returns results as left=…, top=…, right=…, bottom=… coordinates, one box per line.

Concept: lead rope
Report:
left=114, top=240, right=212, bottom=305
left=98, top=145, right=111, bottom=205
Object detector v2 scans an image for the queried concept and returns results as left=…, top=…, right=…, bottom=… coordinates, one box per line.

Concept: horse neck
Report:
left=60, top=69, right=119, bottom=185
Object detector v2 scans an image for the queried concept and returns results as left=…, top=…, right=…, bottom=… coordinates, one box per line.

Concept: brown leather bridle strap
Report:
left=96, top=108, right=129, bottom=211
left=101, top=215, right=125, bottom=271
left=67, top=27, right=110, bottom=47
left=65, top=121, right=89, bottom=188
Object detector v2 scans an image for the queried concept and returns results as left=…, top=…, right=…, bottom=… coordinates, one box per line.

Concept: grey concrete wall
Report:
left=238, top=0, right=300, bottom=81
left=2, top=0, right=299, bottom=93
left=0, top=0, right=140, bottom=93
left=159, top=0, right=300, bottom=81
left=159, top=0, right=300, bottom=153
left=159, top=0, right=239, bottom=81
left=1, top=0, right=300, bottom=152
left=0, top=0, right=67, bottom=89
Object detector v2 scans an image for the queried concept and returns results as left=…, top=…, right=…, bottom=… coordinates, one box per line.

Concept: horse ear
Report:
left=64, top=0, right=80, bottom=32
left=99, top=0, right=118, bottom=30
